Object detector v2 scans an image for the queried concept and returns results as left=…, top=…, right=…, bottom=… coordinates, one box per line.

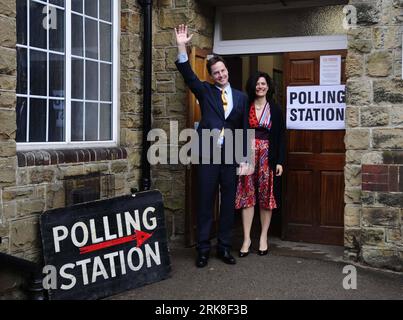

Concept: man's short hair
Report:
left=206, top=55, right=227, bottom=75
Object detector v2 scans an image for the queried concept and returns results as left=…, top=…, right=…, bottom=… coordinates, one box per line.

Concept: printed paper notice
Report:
left=320, top=55, right=341, bottom=85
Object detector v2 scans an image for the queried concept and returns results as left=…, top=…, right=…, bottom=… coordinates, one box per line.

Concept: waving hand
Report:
left=175, top=24, right=193, bottom=47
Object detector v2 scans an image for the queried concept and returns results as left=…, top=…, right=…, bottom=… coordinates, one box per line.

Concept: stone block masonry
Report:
left=344, top=0, right=403, bottom=271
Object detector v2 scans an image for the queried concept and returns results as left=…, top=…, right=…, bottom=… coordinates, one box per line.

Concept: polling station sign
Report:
left=286, top=85, right=346, bottom=130
left=40, top=190, right=171, bottom=300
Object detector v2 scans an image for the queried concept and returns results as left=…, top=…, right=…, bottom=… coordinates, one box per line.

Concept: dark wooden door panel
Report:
left=286, top=170, right=314, bottom=225
left=283, top=50, right=346, bottom=246
left=288, top=131, right=314, bottom=153
left=288, top=154, right=345, bottom=170
left=284, top=224, right=343, bottom=245
left=290, top=59, right=316, bottom=83
left=320, top=171, right=345, bottom=227
left=321, top=130, right=346, bottom=153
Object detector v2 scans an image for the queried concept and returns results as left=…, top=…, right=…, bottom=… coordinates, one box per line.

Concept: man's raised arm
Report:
left=174, top=24, right=193, bottom=63
left=174, top=24, right=205, bottom=98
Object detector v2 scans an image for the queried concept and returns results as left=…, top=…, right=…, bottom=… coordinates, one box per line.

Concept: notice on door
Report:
left=320, top=55, right=341, bottom=85
left=286, top=85, right=346, bottom=130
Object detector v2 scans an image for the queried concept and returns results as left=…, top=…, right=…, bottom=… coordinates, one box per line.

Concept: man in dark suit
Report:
left=174, top=25, right=252, bottom=268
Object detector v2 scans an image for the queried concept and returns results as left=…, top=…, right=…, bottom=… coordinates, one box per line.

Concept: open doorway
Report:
left=225, top=50, right=346, bottom=246
left=225, top=54, right=284, bottom=106
left=184, top=49, right=346, bottom=248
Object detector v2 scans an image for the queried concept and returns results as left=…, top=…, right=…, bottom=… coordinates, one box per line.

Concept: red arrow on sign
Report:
left=79, top=230, right=153, bottom=255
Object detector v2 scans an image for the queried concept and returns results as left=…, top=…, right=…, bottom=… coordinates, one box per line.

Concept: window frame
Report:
left=16, top=0, right=120, bottom=151
left=213, top=1, right=348, bottom=55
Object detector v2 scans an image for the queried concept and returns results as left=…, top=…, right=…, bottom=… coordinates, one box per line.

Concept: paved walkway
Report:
left=109, top=237, right=403, bottom=300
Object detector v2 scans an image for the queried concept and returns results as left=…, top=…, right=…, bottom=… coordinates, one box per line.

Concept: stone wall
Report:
left=0, top=0, right=18, bottom=298
left=121, top=0, right=143, bottom=191
left=344, top=0, right=403, bottom=271
left=0, top=0, right=17, bottom=246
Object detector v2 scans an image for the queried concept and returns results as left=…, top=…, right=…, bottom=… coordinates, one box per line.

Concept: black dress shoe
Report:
left=257, top=249, right=268, bottom=256
left=238, top=250, right=250, bottom=258
left=217, top=250, right=236, bottom=264
left=195, top=252, right=209, bottom=268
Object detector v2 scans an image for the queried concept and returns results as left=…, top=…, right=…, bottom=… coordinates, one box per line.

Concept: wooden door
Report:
left=282, top=50, right=346, bottom=245
left=184, top=47, right=219, bottom=246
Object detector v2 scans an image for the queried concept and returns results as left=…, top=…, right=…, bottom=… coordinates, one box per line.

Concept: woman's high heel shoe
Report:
left=239, top=240, right=251, bottom=257
left=257, top=249, right=268, bottom=256
left=238, top=249, right=250, bottom=258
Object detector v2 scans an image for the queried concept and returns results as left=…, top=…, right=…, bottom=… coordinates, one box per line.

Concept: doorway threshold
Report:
left=265, top=236, right=345, bottom=263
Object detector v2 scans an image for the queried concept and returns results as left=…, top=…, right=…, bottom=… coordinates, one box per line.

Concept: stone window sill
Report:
left=17, top=147, right=128, bottom=167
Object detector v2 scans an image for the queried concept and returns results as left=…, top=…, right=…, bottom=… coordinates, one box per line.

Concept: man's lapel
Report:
left=228, top=89, right=239, bottom=119
left=211, top=85, right=225, bottom=119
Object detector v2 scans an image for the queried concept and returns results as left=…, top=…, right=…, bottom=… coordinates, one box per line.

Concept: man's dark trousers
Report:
left=197, top=160, right=237, bottom=254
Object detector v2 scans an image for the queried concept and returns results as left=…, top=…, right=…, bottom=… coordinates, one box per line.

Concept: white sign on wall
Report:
left=286, top=85, right=346, bottom=130
left=320, top=55, right=341, bottom=85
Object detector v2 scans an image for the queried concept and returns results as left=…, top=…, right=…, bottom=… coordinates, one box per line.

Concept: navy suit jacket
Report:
left=176, top=60, right=249, bottom=164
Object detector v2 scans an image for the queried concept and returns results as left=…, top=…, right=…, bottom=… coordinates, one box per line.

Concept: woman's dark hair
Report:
left=206, top=55, right=227, bottom=75
left=245, top=71, right=275, bottom=103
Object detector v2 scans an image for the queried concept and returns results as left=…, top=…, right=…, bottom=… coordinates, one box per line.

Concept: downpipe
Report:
left=138, top=0, right=153, bottom=192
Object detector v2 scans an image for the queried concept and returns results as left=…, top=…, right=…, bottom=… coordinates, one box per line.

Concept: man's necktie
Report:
left=219, top=89, right=227, bottom=146
left=221, top=89, right=228, bottom=113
